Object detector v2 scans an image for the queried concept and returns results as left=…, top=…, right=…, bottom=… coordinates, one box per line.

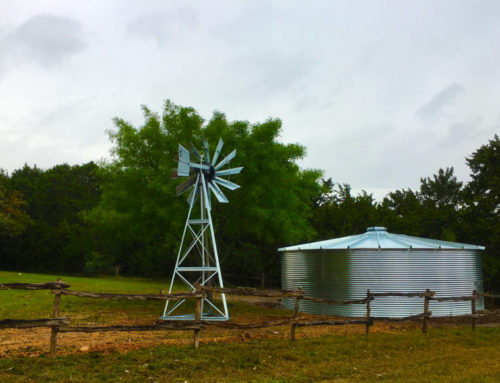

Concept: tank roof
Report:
left=278, top=227, right=485, bottom=251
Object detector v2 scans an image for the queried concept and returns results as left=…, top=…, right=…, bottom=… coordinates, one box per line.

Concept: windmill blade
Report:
left=189, top=162, right=211, bottom=170
left=178, top=161, right=190, bottom=177
left=190, top=145, right=202, bottom=162
left=179, top=144, right=190, bottom=162
left=208, top=180, right=229, bottom=203
left=203, top=140, right=210, bottom=163
left=215, top=176, right=240, bottom=190
left=176, top=174, right=197, bottom=196
left=215, top=167, right=243, bottom=176
left=211, top=138, right=224, bottom=165
left=178, top=144, right=191, bottom=177
left=214, top=149, right=236, bottom=170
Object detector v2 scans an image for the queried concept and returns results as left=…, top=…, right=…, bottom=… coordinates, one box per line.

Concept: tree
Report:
left=465, top=135, right=500, bottom=215
left=464, top=135, right=500, bottom=292
left=311, top=179, right=390, bottom=239
left=0, top=162, right=101, bottom=273
left=382, top=188, right=423, bottom=235
left=86, top=101, right=322, bottom=283
left=418, top=167, right=464, bottom=241
left=381, top=167, right=465, bottom=240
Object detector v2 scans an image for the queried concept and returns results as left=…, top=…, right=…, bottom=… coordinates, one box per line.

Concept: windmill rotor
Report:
left=174, top=138, right=242, bottom=205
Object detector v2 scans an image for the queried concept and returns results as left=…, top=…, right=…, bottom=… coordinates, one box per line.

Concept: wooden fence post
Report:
left=422, top=289, right=431, bottom=334
left=290, top=287, right=303, bottom=341
left=365, top=289, right=371, bottom=336
left=471, top=290, right=477, bottom=331
left=50, top=278, right=63, bottom=355
left=193, top=284, right=202, bottom=348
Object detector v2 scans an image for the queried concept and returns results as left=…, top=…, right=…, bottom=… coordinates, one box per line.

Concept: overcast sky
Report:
left=1, top=1, right=498, bottom=200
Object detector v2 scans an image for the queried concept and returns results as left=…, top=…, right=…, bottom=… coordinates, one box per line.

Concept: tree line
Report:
left=0, top=101, right=498, bottom=291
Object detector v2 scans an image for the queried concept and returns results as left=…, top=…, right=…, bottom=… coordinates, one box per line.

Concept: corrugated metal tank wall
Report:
left=281, top=249, right=484, bottom=317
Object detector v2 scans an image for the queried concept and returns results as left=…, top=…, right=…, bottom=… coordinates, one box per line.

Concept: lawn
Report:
left=0, top=271, right=179, bottom=325
left=0, top=328, right=499, bottom=382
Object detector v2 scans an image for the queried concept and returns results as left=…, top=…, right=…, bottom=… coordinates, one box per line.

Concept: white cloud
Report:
left=1, top=14, right=85, bottom=69
left=416, top=83, right=465, bottom=124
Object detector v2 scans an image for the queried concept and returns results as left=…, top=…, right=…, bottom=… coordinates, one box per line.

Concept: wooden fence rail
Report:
left=300, top=296, right=370, bottom=305
left=57, top=289, right=206, bottom=300
left=1, top=280, right=498, bottom=355
left=0, top=282, right=70, bottom=290
left=429, top=295, right=475, bottom=302
left=296, top=319, right=371, bottom=327
left=479, top=292, right=500, bottom=299
left=371, top=292, right=430, bottom=297
left=200, top=286, right=302, bottom=298
left=0, top=318, right=70, bottom=329
left=372, top=312, right=432, bottom=322
left=202, top=318, right=293, bottom=330
left=59, top=323, right=204, bottom=333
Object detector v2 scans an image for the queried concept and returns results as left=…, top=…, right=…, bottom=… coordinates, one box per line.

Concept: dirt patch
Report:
left=0, top=319, right=407, bottom=358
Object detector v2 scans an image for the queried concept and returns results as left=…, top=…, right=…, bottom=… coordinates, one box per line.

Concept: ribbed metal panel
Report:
left=281, top=249, right=484, bottom=317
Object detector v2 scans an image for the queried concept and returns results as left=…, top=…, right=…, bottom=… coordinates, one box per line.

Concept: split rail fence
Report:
left=1, top=280, right=499, bottom=355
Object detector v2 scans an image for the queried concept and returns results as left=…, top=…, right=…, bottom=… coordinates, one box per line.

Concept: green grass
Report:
left=0, top=328, right=499, bottom=382
left=0, top=270, right=173, bottom=293
left=0, top=271, right=184, bottom=325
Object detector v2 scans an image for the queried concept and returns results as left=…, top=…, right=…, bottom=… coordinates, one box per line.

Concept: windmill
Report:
left=161, top=138, right=243, bottom=321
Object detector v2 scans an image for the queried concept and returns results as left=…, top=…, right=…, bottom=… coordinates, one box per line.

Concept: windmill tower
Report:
left=161, top=138, right=242, bottom=321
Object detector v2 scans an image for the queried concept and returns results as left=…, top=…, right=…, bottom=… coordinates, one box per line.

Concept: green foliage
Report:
left=87, top=101, right=322, bottom=282
left=311, top=180, right=389, bottom=238
left=463, top=135, right=500, bottom=291
left=0, top=163, right=101, bottom=273
left=312, top=167, right=468, bottom=242
left=83, top=251, right=114, bottom=276
left=0, top=183, right=31, bottom=237
left=383, top=167, right=465, bottom=239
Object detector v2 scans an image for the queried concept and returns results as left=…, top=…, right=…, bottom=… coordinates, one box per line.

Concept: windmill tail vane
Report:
left=161, top=138, right=242, bottom=321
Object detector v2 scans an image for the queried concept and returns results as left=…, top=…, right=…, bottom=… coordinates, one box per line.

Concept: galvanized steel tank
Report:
left=280, top=227, right=484, bottom=317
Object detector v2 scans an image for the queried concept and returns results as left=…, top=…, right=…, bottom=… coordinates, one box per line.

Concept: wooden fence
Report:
left=1, top=280, right=499, bottom=355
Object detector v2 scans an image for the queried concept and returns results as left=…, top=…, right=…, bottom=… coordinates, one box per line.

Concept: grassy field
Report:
left=1, top=271, right=500, bottom=382
left=0, top=271, right=179, bottom=325
left=0, top=328, right=499, bottom=382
